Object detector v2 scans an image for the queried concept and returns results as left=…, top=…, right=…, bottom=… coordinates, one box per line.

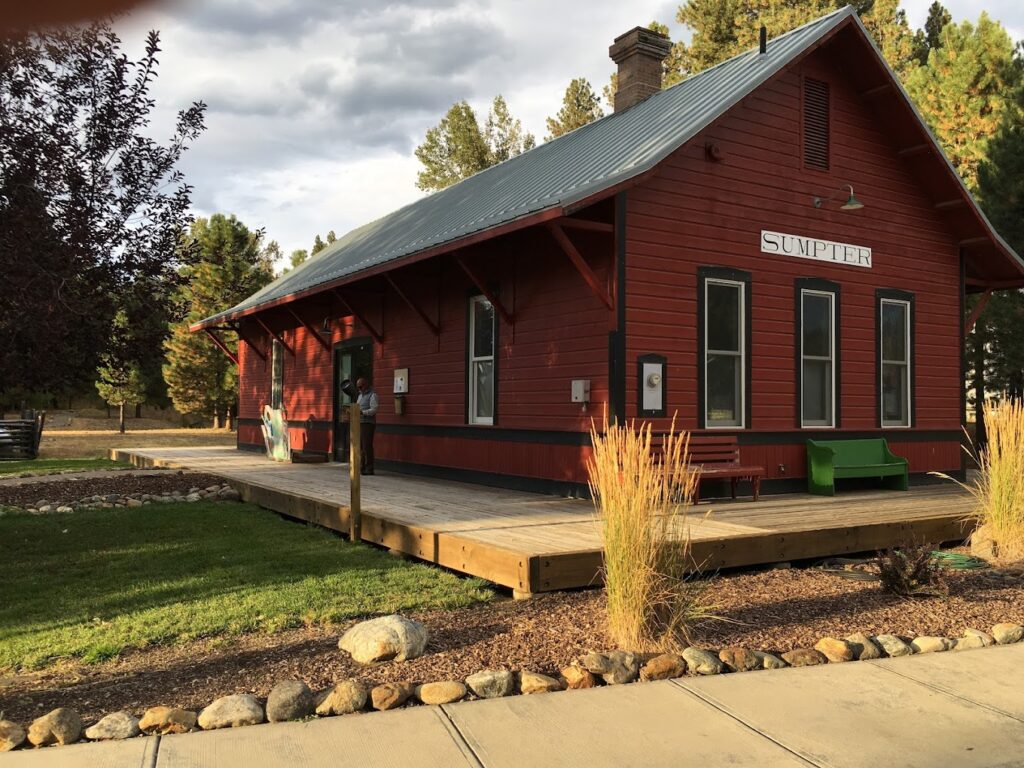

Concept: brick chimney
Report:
left=609, top=26, right=672, bottom=112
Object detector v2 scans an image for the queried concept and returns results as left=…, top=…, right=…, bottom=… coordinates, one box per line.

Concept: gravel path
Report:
left=0, top=472, right=231, bottom=508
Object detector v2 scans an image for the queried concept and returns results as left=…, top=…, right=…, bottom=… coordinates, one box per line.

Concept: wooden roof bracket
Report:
left=203, top=328, right=238, bottom=365
left=384, top=274, right=440, bottom=336
left=234, top=322, right=267, bottom=361
left=964, top=287, right=993, bottom=335
left=286, top=306, right=331, bottom=351
left=332, top=288, right=384, bottom=344
left=454, top=254, right=515, bottom=326
left=547, top=222, right=614, bottom=311
left=254, top=315, right=294, bottom=356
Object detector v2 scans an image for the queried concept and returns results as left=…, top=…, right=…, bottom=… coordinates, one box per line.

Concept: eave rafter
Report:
left=964, top=287, right=993, bottom=335
left=254, top=315, right=294, bottom=356
left=385, top=274, right=440, bottom=336
left=453, top=254, right=515, bottom=325
left=233, top=322, right=267, bottom=361
left=332, top=288, right=384, bottom=344
left=287, top=306, right=331, bottom=351
left=546, top=222, right=614, bottom=311
left=203, top=328, right=238, bottom=365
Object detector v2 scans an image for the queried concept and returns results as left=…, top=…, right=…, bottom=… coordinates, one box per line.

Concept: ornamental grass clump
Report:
left=965, top=400, right=1024, bottom=563
left=587, top=416, right=711, bottom=651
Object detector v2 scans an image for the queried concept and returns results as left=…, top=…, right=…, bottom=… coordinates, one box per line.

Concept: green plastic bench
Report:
left=806, top=438, right=908, bottom=496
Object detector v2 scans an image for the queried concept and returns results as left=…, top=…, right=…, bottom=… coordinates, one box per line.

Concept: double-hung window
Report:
left=797, top=281, right=839, bottom=428
left=468, top=295, right=495, bottom=425
left=700, top=269, right=750, bottom=428
left=270, top=339, right=284, bottom=410
left=878, top=292, right=913, bottom=427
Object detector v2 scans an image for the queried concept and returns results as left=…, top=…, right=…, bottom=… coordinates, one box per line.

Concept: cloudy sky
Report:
left=118, top=0, right=1023, bottom=264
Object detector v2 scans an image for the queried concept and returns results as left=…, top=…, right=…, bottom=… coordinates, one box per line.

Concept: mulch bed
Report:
left=2, top=562, right=1022, bottom=724
left=0, top=472, right=229, bottom=509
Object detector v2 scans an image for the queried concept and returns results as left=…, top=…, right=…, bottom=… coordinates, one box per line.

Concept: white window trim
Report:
left=468, top=295, right=495, bottom=426
left=880, top=298, right=912, bottom=429
left=800, top=289, right=836, bottom=429
left=704, top=278, right=745, bottom=429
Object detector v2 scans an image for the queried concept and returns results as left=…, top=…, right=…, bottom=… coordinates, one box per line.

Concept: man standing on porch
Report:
left=356, top=377, right=378, bottom=475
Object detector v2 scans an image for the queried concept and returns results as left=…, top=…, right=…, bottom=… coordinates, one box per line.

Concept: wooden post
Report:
left=348, top=403, right=361, bottom=542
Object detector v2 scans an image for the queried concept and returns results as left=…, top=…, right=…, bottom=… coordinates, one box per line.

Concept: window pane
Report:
left=803, top=359, right=832, bottom=425
left=802, top=293, right=831, bottom=358
left=474, top=360, right=494, bottom=419
left=707, top=283, right=740, bottom=352
left=707, top=354, right=740, bottom=424
left=882, top=362, right=908, bottom=425
left=272, top=340, right=283, bottom=409
left=882, top=302, right=907, bottom=361
left=473, top=299, right=494, bottom=358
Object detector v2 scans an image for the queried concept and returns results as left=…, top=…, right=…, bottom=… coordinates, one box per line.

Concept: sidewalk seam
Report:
left=143, top=734, right=161, bottom=768
left=434, top=706, right=486, bottom=768
left=670, top=680, right=827, bottom=768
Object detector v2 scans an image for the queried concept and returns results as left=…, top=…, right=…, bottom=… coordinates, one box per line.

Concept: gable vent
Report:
left=803, top=77, right=830, bottom=170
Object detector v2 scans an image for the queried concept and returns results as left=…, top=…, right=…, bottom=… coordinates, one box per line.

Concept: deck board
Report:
left=111, top=447, right=977, bottom=593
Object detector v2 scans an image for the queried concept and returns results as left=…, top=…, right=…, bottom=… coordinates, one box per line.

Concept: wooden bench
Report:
left=0, top=411, right=46, bottom=460
left=652, top=433, right=765, bottom=503
left=806, top=438, right=908, bottom=496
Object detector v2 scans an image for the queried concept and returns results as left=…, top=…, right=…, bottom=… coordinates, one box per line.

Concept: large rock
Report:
left=910, top=636, right=954, bottom=654
left=814, top=637, right=854, bottom=663
left=266, top=680, right=315, bottom=722
left=964, top=628, right=995, bottom=647
left=466, top=669, right=516, bottom=699
left=0, top=720, right=26, bottom=752
left=970, top=523, right=996, bottom=560
left=315, top=680, right=367, bottom=715
left=415, top=681, right=466, bottom=705
left=27, top=708, right=82, bottom=746
left=953, top=635, right=987, bottom=651
left=338, top=615, right=428, bottom=664
left=640, top=653, right=687, bottom=681
left=719, top=647, right=761, bottom=672
left=519, top=671, right=564, bottom=694
left=874, top=634, right=913, bottom=658
left=682, top=647, right=724, bottom=675
left=84, top=712, right=140, bottom=741
left=781, top=649, right=827, bottom=667
left=139, top=706, right=197, bottom=735
left=845, top=633, right=882, bottom=661
left=753, top=651, right=787, bottom=670
left=560, top=665, right=598, bottom=689
left=198, top=694, right=265, bottom=730
left=992, top=623, right=1024, bottom=645
left=580, top=650, right=640, bottom=684
left=371, top=682, right=414, bottom=711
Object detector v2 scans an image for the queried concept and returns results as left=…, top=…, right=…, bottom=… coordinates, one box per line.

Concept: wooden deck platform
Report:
left=111, top=447, right=977, bottom=594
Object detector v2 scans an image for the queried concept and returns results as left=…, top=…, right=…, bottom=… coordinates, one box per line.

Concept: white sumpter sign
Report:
left=760, top=230, right=872, bottom=268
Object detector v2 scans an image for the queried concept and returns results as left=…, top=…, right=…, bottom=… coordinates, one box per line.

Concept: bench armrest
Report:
left=880, top=440, right=907, bottom=466
left=806, top=440, right=835, bottom=495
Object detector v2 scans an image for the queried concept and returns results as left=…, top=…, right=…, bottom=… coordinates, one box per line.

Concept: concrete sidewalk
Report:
left=6, top=644, right=1024, bottom=767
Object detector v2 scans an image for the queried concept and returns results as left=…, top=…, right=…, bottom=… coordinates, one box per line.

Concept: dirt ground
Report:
left=37, top=428, right=236, bottom=459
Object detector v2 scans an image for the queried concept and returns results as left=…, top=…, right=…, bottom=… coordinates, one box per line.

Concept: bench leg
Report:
left=752, top=476, right=761, bottom=502
left=730, top=477, right=737, bottom=499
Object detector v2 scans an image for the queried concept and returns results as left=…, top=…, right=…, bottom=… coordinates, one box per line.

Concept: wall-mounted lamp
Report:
left=813, top=184, right=864, bottom=211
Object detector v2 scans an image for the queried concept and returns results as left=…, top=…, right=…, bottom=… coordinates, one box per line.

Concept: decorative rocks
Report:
left=845, top=633, right=882, bottom=661
left=719, top=647, right=761, bottom=673
left=0, top=720, right=26, bottom=752
left=640, top=653, right=687, bottom=681
left=753, top=651, right=787, bottom=670
left=266, top=680, right=315, bottom=722
left=316, top=681, right=367, bottom=715
left=416, top=681, right=467, bottom=705
left=682, top=647, right=724, bottom=675
left=139, top=706, right=197, bottom=735
left=874, top=634, right=913, bottom=658
left=581, top=651, right=640, bottom=685
left=964, top=628, right=995, bottom=647
left=953, top=635, right=987, bottom=651
left=27, top=708, right=82, bottom=747
left=781, top=648, right=827, bottom=667
left=84, top=712, right=140, bottom=741
left=911, top=636, right=954, bottom=654
left=992, top=623, right=1024, bottom=645
left=338, top=615, right=429, bottom=664
left=519, top=671, right=564, bottom=694
left=371, top=682, right=414, bottom=710
left=198, top=694, right=265, bottom=730
left=466, top=669, right=516, bottom=699
left=560, top=665, right=598, bottom=689
left=814, top=637, right=854, bottom=663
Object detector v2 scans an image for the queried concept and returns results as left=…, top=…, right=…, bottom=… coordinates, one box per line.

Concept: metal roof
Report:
left=195, top=4, right=1021, bottom=330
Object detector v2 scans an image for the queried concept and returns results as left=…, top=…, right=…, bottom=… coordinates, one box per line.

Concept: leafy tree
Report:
left=911, top=1, right=952, bottom=65
left=312, top=234, right=327, bottom=255
left=546, top=78, right=604, bottom=140
left=164, top=215, right=274, bottom=427
left=95, top=312, right=147, bottom=433
left=0, top=23, right=205, bottom=402
left=415, top=96, right=535, bottom=191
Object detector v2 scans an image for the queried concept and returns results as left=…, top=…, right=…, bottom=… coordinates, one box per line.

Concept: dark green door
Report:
left=333, top=342, right=373, bottom=461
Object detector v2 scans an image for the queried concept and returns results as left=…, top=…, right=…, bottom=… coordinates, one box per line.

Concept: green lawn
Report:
left=0, top=457, right=129, bottom=476
left=0, top=502, right=493, bottom=670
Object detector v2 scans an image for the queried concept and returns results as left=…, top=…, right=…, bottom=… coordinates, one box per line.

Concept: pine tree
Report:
left=163, top=214, right=274, bottom=426
left=95, top=311, right=148, bottom=433
left=311, top=234, right=327, bottom=255
left=546, top=78, right=604, bottom=140
left=912, top=2, right=952, bottom=65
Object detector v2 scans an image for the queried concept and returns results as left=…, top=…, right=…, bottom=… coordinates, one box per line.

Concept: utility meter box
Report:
left=393, top=368, right=409, bottom=394
left=570, top=379, right=591, bottom=403
left=638, top=354, right=667, bottom=417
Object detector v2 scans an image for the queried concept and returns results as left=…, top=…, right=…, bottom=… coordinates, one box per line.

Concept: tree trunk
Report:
left=119, top=402, right=126, bottom=434
left=106, top=403, right=111, bottom=419
left=972, top=317, right=987, bottom=449
left=226, top=407, right=234, bottom=431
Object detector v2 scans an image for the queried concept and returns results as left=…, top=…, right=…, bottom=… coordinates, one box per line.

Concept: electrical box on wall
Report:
left=571, top=379, right=591, bottom=403
left=638, top=354, right=667, bottom=417
left=393, top=368, right=409, bottom=394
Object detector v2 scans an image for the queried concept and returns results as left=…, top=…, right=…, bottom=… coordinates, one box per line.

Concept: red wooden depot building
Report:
left=194, top=6, right=1024, bottom=497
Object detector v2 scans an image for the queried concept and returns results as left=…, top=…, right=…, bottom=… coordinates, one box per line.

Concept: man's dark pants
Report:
left=360, top=422, right=376, bottom=474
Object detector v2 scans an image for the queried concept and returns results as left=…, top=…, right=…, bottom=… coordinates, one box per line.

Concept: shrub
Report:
left=586, top=415, right=711, bottom=651
left=875, top=540, right=947, bottom=597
